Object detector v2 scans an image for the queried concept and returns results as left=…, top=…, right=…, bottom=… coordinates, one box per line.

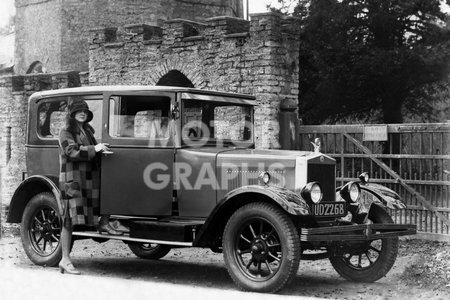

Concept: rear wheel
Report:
left=21, top=192, right=62, bottom=267
left=128, top=243, right=171, bottom=259
left=222, top=202, right=301, bottom=293
left=329, top=207, right=398, bottom=282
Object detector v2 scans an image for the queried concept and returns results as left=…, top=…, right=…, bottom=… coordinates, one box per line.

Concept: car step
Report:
left=71, top=231, right=194, bottom=247
left=129, top=219, right=204, bottom=243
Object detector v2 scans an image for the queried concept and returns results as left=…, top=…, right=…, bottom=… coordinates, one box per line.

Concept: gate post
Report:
left=279, top=98, right=300, bottom=150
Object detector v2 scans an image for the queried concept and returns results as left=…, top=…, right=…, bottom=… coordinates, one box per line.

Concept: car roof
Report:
left=29, top=85, right=256, bottom=102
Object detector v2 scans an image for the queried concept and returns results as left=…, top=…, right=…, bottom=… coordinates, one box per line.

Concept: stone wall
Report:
left=88, top=12, right=300, bottom=148
left=15, top=0, right=244, bottom=74
left=0, top=72, right=81, bottom=207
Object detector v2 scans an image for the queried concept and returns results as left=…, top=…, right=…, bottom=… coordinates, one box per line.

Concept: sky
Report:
left=0, top=0, right=15, bottom=28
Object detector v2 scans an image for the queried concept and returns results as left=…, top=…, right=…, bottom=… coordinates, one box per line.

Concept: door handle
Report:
left=102, top=150, right=114, bottom=155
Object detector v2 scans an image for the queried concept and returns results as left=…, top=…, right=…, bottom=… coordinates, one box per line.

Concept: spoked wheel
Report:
left=223, top=202, right=300, bottom=293
left=21, top=192, right=62, bottom=266
left=329, top=207, right=399, bottom=282
left=339, top=239, right=383, bottom=269
left=128, top=242, right=171, bottom=259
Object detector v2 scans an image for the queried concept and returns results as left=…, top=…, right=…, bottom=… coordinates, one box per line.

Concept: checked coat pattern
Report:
left=58, top=124, right=100, bottom=226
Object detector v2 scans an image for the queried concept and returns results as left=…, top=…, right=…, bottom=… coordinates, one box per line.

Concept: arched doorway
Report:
left=26, top=61, right=45, bottom=74
left=156, top=70, right=194, bottom=88
left=27, top=61, right=45, bottom=74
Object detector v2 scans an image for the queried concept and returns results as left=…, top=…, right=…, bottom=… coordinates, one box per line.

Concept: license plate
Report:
left=312, top=202, right=346, bottom=217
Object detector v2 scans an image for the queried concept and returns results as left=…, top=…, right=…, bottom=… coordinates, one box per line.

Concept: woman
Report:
left=58, top=99, right=122, bottom=275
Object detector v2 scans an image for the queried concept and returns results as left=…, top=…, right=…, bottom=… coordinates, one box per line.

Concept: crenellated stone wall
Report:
left=88, top=12, right=300, bottom=149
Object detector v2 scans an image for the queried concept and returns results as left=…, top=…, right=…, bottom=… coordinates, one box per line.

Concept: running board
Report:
left=72, top=231, right=193, bottom=247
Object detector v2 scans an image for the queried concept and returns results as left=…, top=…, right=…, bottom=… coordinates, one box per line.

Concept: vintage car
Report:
left=7, top=86, right=416, bottom=293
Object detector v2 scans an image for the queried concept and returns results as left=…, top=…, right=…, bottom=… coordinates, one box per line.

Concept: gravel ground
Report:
left=399, top=239, right=450, bottom=290
left=1, top=223, right=450, bottom=299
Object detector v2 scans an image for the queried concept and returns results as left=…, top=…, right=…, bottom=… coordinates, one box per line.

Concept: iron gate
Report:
left=287, top=123, right=450, bottom=237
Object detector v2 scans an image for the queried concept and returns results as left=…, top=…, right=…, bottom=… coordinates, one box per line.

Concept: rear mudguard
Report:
left=336, top=182, right=406, bottom=215
left=7, top=175, right=63, bottom=223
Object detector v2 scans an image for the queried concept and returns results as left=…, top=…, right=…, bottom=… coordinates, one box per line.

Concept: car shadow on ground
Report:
left=71, top=256, right=237, bottom=290
left=68, top=255, right=380, bottom=297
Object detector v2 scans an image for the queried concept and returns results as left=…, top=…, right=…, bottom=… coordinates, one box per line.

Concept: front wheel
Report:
left=21, top=192, right=62, bottom=267
left=328, top=207, right=399, bottom=282
left=222, top=202, right=301, bottom=293
left=127, top=242, right=171, bottom=259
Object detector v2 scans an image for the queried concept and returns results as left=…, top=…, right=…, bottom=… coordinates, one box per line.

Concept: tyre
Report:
left=128, top=243, right=171, bottom=259
left=21, top=192, right=62, bottom=267
left=222, top=202, right=301, bottom=293
left=328, top=207, right=399, bottom=282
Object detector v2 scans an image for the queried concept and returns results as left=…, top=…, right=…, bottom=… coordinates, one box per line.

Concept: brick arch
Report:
left=156, top=70, right=194, bottom=88
left=148, top=59, right=207, bottom=88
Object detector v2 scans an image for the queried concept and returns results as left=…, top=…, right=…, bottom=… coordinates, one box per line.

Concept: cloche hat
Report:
left=69, top=100, right=93, bottom=122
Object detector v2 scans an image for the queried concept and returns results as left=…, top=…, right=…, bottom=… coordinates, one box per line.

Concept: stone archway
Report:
left=156, top=70, right=194, bottom=87
left=26, top=61, right=44, bottom=74
left=147, top=59, right=207, bottom=88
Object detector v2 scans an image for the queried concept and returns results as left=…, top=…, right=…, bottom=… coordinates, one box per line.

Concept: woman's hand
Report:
left=94, top=143, right=110, bottom=153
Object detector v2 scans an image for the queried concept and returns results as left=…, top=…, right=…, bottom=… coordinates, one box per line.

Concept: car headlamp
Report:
left=359, top=172, right=369, bottom=184
left=301, top=182, right=323, bottom=204
left=339, top=181, right=361, bottom=203
left=259, top=171, right=271, bottom=185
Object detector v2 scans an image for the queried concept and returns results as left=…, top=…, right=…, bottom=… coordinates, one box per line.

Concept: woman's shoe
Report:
left=59, top=261, right=81, bottom=275
left=111, top=220, right=130, bottom=233
left=98, top=223, right=123, bottom=236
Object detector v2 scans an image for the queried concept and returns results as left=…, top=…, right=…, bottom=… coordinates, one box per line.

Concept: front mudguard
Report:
left=221, top=185, right=310, bottom=216
left=336, top=182, right=406, bottom=217
left=193, top=185, right=310, bottom=248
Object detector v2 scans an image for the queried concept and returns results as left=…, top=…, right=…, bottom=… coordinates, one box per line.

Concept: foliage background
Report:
left=272, top=0, right=450, bottom=124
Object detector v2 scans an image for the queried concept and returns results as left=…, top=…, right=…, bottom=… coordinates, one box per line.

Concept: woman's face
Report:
left=74, top=110, right=88, bottom=123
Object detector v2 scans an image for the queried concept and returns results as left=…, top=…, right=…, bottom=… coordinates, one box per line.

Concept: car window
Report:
left=108, top=95, right=171, bottom=139
left=37, top=96, right=103, bottom=140
left=182, top=99, right=253, bottom=144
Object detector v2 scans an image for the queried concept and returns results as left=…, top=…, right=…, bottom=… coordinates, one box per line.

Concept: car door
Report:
left=100, top=91, right=176, bottom=216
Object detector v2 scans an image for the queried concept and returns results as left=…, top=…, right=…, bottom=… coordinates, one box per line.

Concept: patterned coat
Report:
left=58, top=124, right=100, bottom=226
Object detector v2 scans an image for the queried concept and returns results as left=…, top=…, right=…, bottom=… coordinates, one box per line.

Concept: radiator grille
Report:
left=307, top=164, right=336, bottom=202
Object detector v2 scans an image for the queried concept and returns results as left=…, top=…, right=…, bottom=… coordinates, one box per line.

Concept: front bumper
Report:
left=300, top=223, right=417, bottom=242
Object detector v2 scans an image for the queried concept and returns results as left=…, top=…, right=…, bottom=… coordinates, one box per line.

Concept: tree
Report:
left=273, top=0, right=450, bottom=124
